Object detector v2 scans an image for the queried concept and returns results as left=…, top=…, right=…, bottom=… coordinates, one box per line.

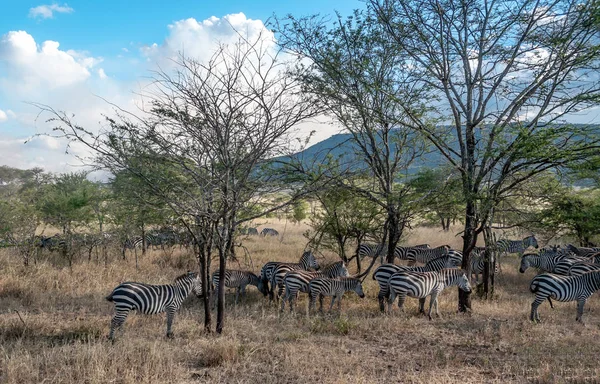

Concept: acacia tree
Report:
left=278, top=12, right=428, bottom=262
left=364, top=0, right=600, bottom=309
left=35, top=31, right=319, bottom=333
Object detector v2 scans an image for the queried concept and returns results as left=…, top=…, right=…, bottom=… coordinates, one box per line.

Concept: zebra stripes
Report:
left=568, top=262, right=600, bottom=276
left=470, top=252, right=500, bottom=284
left=281, top=261, right=349, bottom=311
left=357, top=243, right=387, bottom=261
left=105, top=271, right=202, bottom=339
left=394, top=245, right=450, bottom=265
left=308, top=277, right=365, bottom=313
left=372, top=255, right=458, bottom=311
left=567, top=244, right=600, bottom=258
left=529, top=271, right=600, bottom=323
left=261, top=250, right=319, bottom=300
left=211, top=269, right=262, bottom=305
left=387, top=269, right=471, bottom=319
left=260, top=228, right=279, bottom=237
left=496, top=235, right=538, bottom=256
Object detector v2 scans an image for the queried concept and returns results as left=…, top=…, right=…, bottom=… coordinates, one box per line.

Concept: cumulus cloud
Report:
left=29, top=3, right=74, bottom=19
left=0, top=109, right=7, bottom=122
left=0, top=31, right=102, bottom=96
left=98, top=68, right=107, bottom=79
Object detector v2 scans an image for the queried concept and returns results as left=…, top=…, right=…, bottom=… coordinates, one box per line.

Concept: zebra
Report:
left=247, top=227, right=259, bottom=236
left=394, top=245, right=450, bottom=265
left=568, top=262, right=600, bottom=276
left=308, top=277, right=365, bottom=314
left=271, top=251, right=322, bottom=301
left=567, top=244, right=600, bottom=258
left=260, top=250, right=319, bottom=300
left=281, top=261, right=349, bottom=312
left=519, top=253, right=566, bottom=274
left=211, top=269, right=262, bottom=306
left=529, top=271, right=600, bottom=323
left=470, top=251, right=500, bottom=284
left=387, top=269, right=471, bottom=319
left=372, top=255, right=457, bottom=312
left=357, top=243, right=387, bottom=261
left=496, top=235, right=538, bottom=257
left=260, top=228, right=279, bottom=237
left=552, top=256, right=592, bottom=275
left=105, top=271, right=203, bottom=340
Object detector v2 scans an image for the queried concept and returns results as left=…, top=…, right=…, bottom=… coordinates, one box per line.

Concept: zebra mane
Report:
left=174, top=271, right=197, bottom=283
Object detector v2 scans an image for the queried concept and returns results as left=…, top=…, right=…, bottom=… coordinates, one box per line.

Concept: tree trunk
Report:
left=198, top=242, right=211, bottom=332
left=459, top=203, right=476, bottom=312
left=141, top=223, right=146, bottom=256
left=385, top=209, right=401, bottom=264
left=216, top=226, right=227, bottom=334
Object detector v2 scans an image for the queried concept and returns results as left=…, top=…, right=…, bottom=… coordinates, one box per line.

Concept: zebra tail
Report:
left=547, top=297, right=554, bottom=308
left=105, top=292, right=114, bottom=302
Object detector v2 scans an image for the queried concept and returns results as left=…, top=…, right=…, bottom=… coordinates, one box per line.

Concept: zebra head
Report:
left=519, top=254, right=536, bottom=273
left=176, top=271, right=204, bottom=297
left=456, top=271, right=472, bottom=293
left=350, top=278, right=365, bottom=298
left=301, top=250, right=320, bottom=271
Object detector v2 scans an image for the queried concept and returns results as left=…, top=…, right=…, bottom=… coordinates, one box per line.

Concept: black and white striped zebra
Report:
left=387, top=269, right=471, bottom=319
left=372, top=255, right=457, bottom=312
left=496, top=235, right=538, bottom=256
left=260, top=250, right=319, bottom=300
left=247, top=228, right=259, bottom=236
left=260, top=228, right=279, bottom=237
left=519, top=253, right=567, bottom=274
left=308, top=277, right=365, bottom=313
left=211, top=269, right=262, bottom=306
left=567, top=244, right=600, bottom=258
left=105, top=271, right=203, bottom=339
left=357, top=243, right=387, bottom=261
left=552, top=256, right=593, bottom=275
left=281, top=261, right=349, bottom=311
left=529, top=271, right=600, bottom=323
left=568, top=262, right=600, bottom=276
left=394, top=245, right=450, bottom=265
left=271, top=251, right=322, bottom=300
left=470, top=252, right=500, bottom=284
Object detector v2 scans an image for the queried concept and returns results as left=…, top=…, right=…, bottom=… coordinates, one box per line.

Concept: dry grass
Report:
left=2, top=221, right=600, bottom=383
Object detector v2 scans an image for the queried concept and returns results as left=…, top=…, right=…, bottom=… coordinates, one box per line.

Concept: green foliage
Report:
left=290, top=200, right=309, bottom=223
left=540, top=189, right=600, bottom=246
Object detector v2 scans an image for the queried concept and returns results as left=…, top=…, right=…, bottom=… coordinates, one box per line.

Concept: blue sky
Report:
left=0, top=1, right=362, bottom=173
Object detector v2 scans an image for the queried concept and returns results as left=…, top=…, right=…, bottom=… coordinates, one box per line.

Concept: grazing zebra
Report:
left=260, top=250, right=319, bottom=300
left=387, top=269, right=471, bottom=319
left=247, top=228, right=259, bottom=236
left=281, top=261, right=349, bottom=311
left=308, top=277, right=365, bottom=313
left=105, top=271, right=203, bottom=339
left=568, top=262, right=600, bottom=276
left=496, top=235, right=538, bottom=256
left=395, top=245, right=450, bottom=266
left=211, top=269, right=262, bottom=306
left=529, top=271, right=600, bottom=323
left=567, top=244, right=600, bottom=258
left=260, top=228, right=279, bottom=237
left=519, top=253, right=565, bottom=274
left=372, top=255, right=457, bottom=312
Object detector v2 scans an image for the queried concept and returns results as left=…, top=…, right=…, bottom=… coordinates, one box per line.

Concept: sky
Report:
left=0, top=1, right=361, bottom=174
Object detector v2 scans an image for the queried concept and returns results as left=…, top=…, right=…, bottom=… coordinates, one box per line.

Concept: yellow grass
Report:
left=1, top=221, right=600, bottom=383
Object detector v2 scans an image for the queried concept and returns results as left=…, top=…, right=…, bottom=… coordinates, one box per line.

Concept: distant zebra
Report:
left=271, top=251, right=321, bottom=300
left=211, top=269, right=262, bottom=306
left=260, top=228, right=279, bottom=237
left=247, top=227, right=259, bottom=236
left=260, top=250, right=319, bottom=300
left=105, top=271, right=203, bottom=339
left=372, top=255, right=457, bottom=312
left=308, top=277, right=365, bottom=313
left=496, top=235, right=538, bottom=256
left=568, top=262, right=600, bottom=276
left=519, top=253, right=570, bottom=274
left=387, top=269, right=471, bottom=319
left=357, top=243, right=387, bottom=261
left=529, top=271, right=600, bottom=323
left=394, top=245, right=450, bottom=265
left=281, top=261, right=349, bottom=311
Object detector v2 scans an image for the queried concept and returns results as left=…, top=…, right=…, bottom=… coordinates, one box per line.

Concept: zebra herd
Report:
left=104, top=234, right=600, bottom=339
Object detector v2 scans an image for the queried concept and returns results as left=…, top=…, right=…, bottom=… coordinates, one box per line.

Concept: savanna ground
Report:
left=1, top=222, right=600, bottom=384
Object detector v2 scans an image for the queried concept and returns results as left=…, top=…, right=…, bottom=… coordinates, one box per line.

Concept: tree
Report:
left=366, top=0, right=600, bottom=309
left=35, top=30, right=319, bottom=333
left=277, top=11, right=428, bottom=263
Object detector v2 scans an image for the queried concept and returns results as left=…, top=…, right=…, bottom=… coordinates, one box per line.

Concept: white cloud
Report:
left=0, top=109, right=7, bottom=122
left=98, top=68, right=107, bottom=79
left=0, top=31, right=101, bottom=96
left=29, top=3, right=74, bottom=19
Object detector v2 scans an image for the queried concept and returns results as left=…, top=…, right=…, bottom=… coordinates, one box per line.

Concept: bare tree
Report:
left=34, top=30, right=320, bottom=333
left=369, top=0, right=600, bottom=309
left=277, top=12, right=428, bottom=262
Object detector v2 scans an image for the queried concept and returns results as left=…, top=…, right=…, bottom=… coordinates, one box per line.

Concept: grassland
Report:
left=1, top=223, right=600, bottom=383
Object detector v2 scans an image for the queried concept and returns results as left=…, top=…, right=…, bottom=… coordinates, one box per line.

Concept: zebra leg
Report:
left=235, top=287, right=241, bottom=305
left=281, top=285, right=289, bottom=312
left=387, top=290, right=396, bottom=314
left=397, top=293, right=406, bottom=313
left=109, top=308, right=129, bottom=340
left=530, top=295, right=545, bottom=322
left=576, top=298, right=587, bottom=323
left=338, top=296, right=342, bottom=312
left=166, top=307, right=176, bottom=338
left=418, top=298, right=426, bottom=314
left=428, top=293, right=439, bottom=320
left=378, top=288, right=387, bottom=313
left=319, top=294, right=325, bottom=313
left=328, top=296, right=337, bottom=312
